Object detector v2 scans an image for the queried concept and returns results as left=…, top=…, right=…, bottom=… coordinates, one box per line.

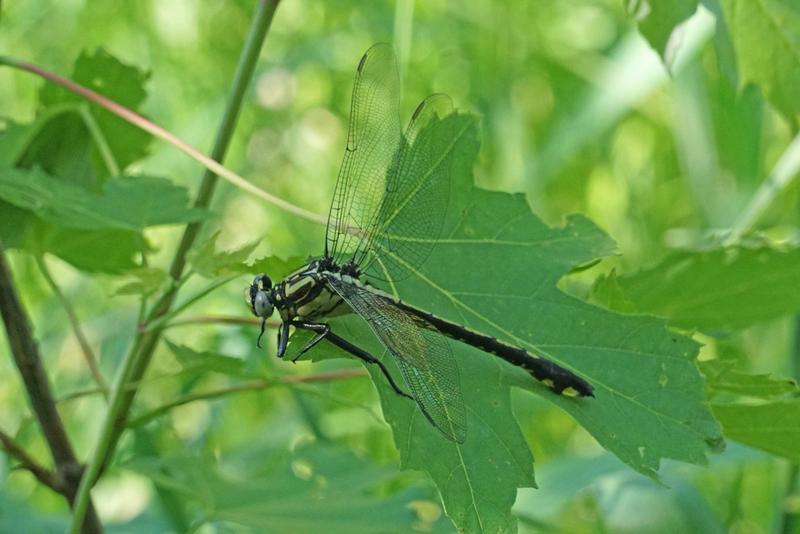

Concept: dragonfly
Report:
left=245, top=43, right=593, bottom=443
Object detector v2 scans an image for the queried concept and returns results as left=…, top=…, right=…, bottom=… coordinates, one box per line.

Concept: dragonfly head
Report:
left=246, top=274, right=275, bottom=319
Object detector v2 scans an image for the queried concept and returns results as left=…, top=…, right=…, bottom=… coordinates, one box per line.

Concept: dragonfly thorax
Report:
left=246, top=258, right=353, bottom=324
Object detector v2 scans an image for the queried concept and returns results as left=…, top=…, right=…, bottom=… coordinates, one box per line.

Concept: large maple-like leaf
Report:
left=302, top=112, right=722, bottom=532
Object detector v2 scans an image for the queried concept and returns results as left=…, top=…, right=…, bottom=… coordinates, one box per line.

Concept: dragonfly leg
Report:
left=290, top=322, right=331, bottom=362
left=322, top=329, right=413, bottom=401
left=276, top=321, right=290, bottom=358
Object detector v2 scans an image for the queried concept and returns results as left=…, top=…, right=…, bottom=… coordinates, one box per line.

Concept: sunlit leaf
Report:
left=188, top=231, right=260, bottom=278
left=701, top=358, right=798, bottom=400
left=589, top=269, right=637, bottom=313
left=720, top=0, right=800, bottom=121
left=295, top=113, right=721, bottom=531
left=712, top=400, right=800, bottom=460
left=114, top=267, right=168, bottom=296
left=615, top=246, right=800, bottom=330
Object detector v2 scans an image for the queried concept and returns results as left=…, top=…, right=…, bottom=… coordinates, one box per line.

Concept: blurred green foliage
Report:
left=1, top=0, right=800, bottom=532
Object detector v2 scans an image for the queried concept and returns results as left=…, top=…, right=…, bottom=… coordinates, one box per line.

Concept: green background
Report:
left=1, top=0, right=799, bottom=532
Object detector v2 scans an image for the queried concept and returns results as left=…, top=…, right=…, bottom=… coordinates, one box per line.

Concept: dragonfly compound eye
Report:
left=254, top=274, right=272, bottom=290
left=253, top=291, right=274, bottom=318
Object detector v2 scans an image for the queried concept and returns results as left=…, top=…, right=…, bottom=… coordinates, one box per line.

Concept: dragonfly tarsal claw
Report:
left=256, top=318, right=266, bottom=348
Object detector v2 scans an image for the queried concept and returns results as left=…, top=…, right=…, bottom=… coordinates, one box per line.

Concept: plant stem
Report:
left=0, top=427, right=63, bottom=494
left=140, top=274, right=239, bottom=333
left=36, top=255, right=109, bottom=397
left=161, top=313, right=265, bottom=329
left=726, top=131, right=800, bottom=244
left=0, top=249, right=103, bottom=533
left=68, top=2, right=282, bottom=531
left=78, top=103, right=121, bottom=176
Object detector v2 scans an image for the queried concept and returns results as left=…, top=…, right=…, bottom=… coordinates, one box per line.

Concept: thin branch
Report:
left=127, top=369, right=367, bottom=427
left=0, top=63, right=325, bottom=227
left=78, top=103, right=121, bottom=176
left=0, top=248, right=102, bottom=533
left=69, top=2, right=284, bottom=531
left=161, top=314, right=273, bottom=329
left=0, top=428, right=63, bottom=494
left=139, top=274, right=239, bottom=333
left=36, top=255, right=109, bottom=397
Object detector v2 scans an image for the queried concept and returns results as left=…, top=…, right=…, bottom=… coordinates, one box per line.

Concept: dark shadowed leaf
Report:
left=38, top=48, right=152, bottom=175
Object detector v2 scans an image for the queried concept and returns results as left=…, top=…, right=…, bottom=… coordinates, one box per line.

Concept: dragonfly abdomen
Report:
left=392, top=300, right=594, bottom=397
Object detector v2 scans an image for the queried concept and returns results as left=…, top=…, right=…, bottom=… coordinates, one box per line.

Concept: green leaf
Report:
left=0, top=167, right=208, bottom=232
left=615, top=246, right=800, bottom=330
left=628, top=0, right=700, bottom=61
left=0, top=201, right=33, bottom=249
left=589, top=269, right=637, bottom=313
left=114, top=267, right=168, bottom=296
left=712, top=400, right=800, bottom=460
left=720, top=0, right=800, bottom=121
left=35, top=225, right=147, bottom=274
left=189, top=232, right=306, bottom=280
left=289, top=113, right=720, bottom=531
left=245, top=255, right=305, bottom=279
left=188, top=232, right=260, bottom=278
left=165, top=340, right=247, bottom=377
left=100, top=176, right=209, bottom=228
left=125, top=443, right=447, bottom=533
left=38, top=48, right=152, bottom=173
left=0, top=117, right=43, bottom=167
left=701, top=358, right=798, bottom=399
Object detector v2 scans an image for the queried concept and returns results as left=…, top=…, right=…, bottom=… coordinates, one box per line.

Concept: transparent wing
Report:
left=325, top=43, right=402, bottom=265
left=362, top=94, right=456, bottom=280
left=324, top=274, right=467, bottom=443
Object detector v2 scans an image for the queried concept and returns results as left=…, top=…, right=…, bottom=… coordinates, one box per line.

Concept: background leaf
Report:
left=37, top=48, right=151, bottom=178
left=125, top=442, right=449, bottom=533
left=0, top=167, right=207, bottom=232
left=629, top=0, right=700, bottom=61
left=719, top=0, right=800, bottom=122
left=700, top=358, right=798, bottom=400
left=614, top=246, right=800, bottom=330
left=188, top=232, right=260, bottom=278
left=712, top=401, right=800, bottom=460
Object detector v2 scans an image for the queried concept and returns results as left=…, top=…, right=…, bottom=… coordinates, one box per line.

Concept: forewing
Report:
left=324, top=274, right=467, bottom=443
left=363, top=94, right=456, bottom=280
left=326, top=43, right=402, bottom=264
